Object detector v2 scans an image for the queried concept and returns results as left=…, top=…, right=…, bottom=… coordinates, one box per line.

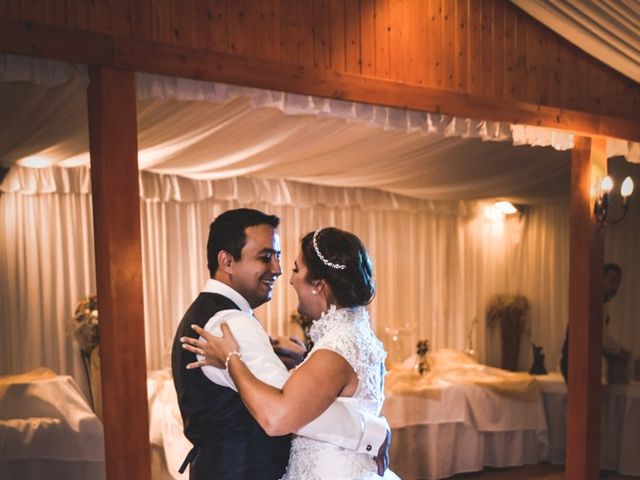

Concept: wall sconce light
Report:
left=594, top=175, right=634, bottom=224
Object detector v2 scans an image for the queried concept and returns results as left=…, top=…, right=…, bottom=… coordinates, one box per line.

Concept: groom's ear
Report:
left=218, top=250, right=234, bottom=273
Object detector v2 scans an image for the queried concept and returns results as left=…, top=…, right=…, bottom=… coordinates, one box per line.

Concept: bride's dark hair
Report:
left=300, top=228, right=375, bottom=308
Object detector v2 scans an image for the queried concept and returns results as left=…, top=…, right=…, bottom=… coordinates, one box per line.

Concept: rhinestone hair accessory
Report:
left=312, top=229, right=347, bottom=270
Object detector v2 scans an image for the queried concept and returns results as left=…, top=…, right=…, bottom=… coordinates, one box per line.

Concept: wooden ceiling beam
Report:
left=1, top=18, right=639, bottom=142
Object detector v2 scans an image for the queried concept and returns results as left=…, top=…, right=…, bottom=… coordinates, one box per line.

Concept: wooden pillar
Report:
left=87, top=66, right=151, bottom=480
left=566, top=136, right=606, bottom=479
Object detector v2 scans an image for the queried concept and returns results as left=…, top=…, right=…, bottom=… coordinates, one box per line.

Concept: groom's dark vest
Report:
left=171, top=292, right=291, bottom=480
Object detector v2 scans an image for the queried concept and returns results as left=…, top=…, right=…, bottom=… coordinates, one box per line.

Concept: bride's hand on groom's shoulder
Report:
left=181, top=323, right=239, bottom=370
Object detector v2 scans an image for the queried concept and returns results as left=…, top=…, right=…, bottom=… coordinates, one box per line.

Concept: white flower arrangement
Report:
left=71, top=295, right=99, bottom=355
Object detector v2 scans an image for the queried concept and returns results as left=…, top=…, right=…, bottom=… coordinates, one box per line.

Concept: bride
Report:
left=182, top=227, right=400, bottom=479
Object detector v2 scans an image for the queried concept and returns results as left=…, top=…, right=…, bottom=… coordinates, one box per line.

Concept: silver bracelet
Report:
left=224, top=351, right=241, bottom=372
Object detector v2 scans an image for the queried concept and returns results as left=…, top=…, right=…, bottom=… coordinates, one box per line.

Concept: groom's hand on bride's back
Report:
left=270, top=335, right=307, bottom=370
left=374, top=427, right=391, bottom=476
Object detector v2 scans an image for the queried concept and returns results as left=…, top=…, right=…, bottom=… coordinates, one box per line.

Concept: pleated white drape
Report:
left=6, top=166, right=624, bottom=403
left=1, top=55, right=638, bottom=397
left=137, top=172, right=475, bottom=370
left=510, top=0, right=640, bottom=83
left=0, top=186, right=96, bottom=396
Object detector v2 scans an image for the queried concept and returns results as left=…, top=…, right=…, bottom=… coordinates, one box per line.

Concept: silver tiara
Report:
left=313, top=230, right=346, bottom=270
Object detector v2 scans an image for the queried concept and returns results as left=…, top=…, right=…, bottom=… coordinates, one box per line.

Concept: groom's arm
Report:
left=295, top=398, right=389, bottom=455
left=198, top=311, right=389, bottom=456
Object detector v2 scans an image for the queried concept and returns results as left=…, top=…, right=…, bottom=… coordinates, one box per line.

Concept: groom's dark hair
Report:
left=207, top=208, right=280, bottom=277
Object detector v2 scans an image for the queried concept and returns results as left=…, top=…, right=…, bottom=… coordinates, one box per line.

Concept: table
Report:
left=0, top=369, right=191, bottom=480
left=0, top=369, right=105, bottom=480
left=382, top=374, right=549, bottom=479
left=147, top=369, right=191, bottom=480
left=382, top=361, right=640, bottom=479
left=382, top=350, right=553, bottom=479
left=538, top=373, right=640, bottom=476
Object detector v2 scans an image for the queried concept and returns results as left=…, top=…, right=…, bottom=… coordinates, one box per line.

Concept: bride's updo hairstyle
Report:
left=301, top=228, right=375, bottom=308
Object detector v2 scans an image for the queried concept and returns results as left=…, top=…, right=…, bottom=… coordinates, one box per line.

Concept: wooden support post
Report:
left=87, top=66, right=151, bottom=480
left=566, top=136, right=606, bottom=480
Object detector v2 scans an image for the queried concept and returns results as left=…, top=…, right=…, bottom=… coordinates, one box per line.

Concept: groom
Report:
left=172, top=208, right=389, bottom=479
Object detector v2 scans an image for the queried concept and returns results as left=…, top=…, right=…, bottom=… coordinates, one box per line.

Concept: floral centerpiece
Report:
left=415, top=339, right=430, bottom=375
left=70, top=295, right=99, bottom=355
left=70, top=294, right=101, bottom=416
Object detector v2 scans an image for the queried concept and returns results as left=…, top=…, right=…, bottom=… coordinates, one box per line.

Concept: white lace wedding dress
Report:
left=280, top=306, right=401, bottom=480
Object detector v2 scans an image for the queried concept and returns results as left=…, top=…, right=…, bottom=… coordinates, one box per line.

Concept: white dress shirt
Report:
left=196, top=279, right=388, bottom=455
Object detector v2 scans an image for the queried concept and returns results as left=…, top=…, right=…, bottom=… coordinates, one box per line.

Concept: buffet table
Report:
left=382, top=351, right=549, bottom=479
left=0, top=369, right=105, bottom=479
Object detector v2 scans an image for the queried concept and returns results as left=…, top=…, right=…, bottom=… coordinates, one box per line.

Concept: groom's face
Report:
left=229, top=224, right=282, bottom=308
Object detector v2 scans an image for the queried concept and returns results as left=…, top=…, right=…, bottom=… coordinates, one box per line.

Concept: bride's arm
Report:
left=184, top=322, right=356, bottom=436
left=228, top=346, right=354, bottom=436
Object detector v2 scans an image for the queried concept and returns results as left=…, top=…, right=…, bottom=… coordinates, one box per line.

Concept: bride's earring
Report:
left=311, top=289, right=318, bottom=295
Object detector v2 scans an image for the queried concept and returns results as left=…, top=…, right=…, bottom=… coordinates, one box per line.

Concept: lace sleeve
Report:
left=310, top=325, right=359, bottom=373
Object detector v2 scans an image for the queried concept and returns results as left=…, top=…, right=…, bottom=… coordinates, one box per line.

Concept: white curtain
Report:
left=138, top=171, right=473, bottom=369
left=510, top=0, right=640, bottom=83
left=4, top=53, right=639, bottom=181
left=2, top=166, right=599, bottom=392
left=0, top=179, right=96, bottom=397
left=1, top=54, right=638, bottom=391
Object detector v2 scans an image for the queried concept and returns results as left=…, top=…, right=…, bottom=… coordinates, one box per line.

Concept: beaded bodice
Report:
left=307, top=305, right=386, bottom=411
left=280, top=305, right=387, bottom=480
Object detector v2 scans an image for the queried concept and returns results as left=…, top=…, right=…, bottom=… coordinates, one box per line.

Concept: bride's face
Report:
left=290, top=251, right=325, bottom=319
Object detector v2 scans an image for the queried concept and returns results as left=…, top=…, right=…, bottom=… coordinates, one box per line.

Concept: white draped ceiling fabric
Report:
left=511, top=0, right=640, bottom=83
left=1, top=54, right=639, bottom=401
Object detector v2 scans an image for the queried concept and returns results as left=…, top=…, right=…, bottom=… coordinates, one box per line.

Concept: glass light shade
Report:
left=495, top=201, right=518, bottom=215
left=621, top=177, right=634, bottom=197
left=483, top=205, right=501, bottom=220
left=601, top=176, right=614, bottom=192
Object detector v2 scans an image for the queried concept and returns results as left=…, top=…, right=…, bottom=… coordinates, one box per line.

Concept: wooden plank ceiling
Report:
left=1, top=0, right=638, bottom=125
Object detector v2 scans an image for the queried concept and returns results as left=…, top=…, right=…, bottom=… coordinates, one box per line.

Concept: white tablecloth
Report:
left=384, top=378, right=547, bottom=432
left=383, top=364, right=640, bottom=480
left=538, top=373, right=640, bottom=476
left=0, top=369, right=105, bottom=480
left=383, top=376, right=549, bottom=479
left=147, top=369, right=191, bottom=480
